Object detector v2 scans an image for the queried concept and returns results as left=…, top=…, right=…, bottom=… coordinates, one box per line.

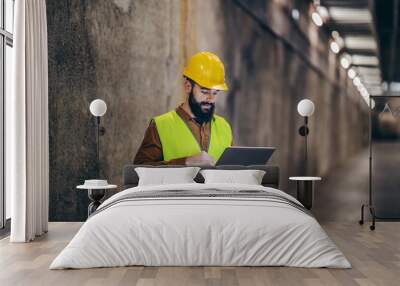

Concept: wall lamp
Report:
left=89, top=99, right=107, bottom=168
left=297, top=99, right=315, bottom=175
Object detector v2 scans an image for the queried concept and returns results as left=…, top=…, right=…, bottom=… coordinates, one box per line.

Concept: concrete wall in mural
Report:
left=47, top=0, right=368, bottom=221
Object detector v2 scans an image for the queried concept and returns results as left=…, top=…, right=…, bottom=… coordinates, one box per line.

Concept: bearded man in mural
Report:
left=134, top=51, right=233, bottom=166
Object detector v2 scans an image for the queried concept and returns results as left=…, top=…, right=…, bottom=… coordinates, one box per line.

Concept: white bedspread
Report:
left=50, top=183, right=351, bottom=269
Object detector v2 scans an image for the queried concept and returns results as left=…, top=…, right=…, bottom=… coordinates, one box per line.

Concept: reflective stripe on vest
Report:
left=154, top=111, right=232, bottom=162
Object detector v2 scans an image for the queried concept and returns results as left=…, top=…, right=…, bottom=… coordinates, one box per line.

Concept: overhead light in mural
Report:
left=330, top=41, right=340, bottom=54
left=358, top=83, right=369, bottom=95
left=331, top=31, right=344, bottom=47
left=370, top=99, right=375, bottom=109
left=358, top=85, right=369, bottom=97
left=347, top=68, right=356, bottom=79
left=291, top=9, right=300, bottom=20
left=316, top=6, right=329, bottom=20
left=331, top=30, right=340, bottom=38
left=311, top=12, right=323, bottom=26
left=340, top=54, right=351, bottom=69
left=353, top=76, right=362, bottom=87
left=361, top=89, right=369, bottom=98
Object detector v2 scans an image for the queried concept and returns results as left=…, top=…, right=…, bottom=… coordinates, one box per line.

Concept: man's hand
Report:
left=185, top=151, right=215, bottom=166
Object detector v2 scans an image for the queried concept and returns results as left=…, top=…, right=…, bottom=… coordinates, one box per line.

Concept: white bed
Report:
left=50, top=183, right=351, bottom=269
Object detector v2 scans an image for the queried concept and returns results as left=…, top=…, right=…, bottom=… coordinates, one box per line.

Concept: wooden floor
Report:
left=1, top=222, right=400, bottom=286
left=1, top=149, right=399, bottom=286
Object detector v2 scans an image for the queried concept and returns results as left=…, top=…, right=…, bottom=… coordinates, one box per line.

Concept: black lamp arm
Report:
left=298, top=116, right=309, bottom=136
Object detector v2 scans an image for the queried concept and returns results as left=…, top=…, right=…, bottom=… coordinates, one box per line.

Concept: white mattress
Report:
left=50, top=183, right=351, bottom=269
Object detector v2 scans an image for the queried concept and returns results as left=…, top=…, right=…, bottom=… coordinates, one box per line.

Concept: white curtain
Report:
left=9, top=0, right=49, bottom=242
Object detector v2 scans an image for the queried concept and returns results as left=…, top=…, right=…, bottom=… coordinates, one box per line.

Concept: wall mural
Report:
left=47, top=0, right=369, bottom=221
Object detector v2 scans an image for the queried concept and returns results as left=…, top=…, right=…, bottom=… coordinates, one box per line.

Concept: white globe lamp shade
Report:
left=297, top=99, right=315, bottom=117
left=90, top=99, right=107, bottom=117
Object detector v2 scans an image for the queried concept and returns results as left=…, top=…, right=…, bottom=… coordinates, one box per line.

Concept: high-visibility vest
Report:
left=154, top=110, right=232, bottom=162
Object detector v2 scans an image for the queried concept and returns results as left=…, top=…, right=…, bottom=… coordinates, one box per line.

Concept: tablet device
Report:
left=216, top=147, right=275, bottom=166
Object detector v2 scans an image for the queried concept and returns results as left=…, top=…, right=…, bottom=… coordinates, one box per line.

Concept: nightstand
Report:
left=77, top=180, right=117, bottom=217
left=289, top=177, right=321, bottom=210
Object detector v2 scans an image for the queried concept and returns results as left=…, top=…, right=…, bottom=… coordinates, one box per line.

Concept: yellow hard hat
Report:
left=183, top=51, right=228, bottom=91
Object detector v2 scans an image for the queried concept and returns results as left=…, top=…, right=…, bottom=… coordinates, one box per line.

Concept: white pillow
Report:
left=200, top=169, right=266, bottom=185
left=135, top=167, right=200, bottom=186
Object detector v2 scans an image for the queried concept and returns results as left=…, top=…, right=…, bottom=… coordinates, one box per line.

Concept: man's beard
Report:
left=188, top=91, right=215, bottom=124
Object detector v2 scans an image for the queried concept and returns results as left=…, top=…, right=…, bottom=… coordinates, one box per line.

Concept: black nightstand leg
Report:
left=87, top=189, right=106, bottom=217
left=297, top=181, right=314, bottom=210
left=359, top=204, right=365, bottom=225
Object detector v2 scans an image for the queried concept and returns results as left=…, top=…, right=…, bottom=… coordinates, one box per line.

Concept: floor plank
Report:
left=1, top=221, right=399, bottom=286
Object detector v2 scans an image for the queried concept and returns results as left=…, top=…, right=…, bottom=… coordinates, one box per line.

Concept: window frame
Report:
left=0, top=0, right=14, bottom=231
